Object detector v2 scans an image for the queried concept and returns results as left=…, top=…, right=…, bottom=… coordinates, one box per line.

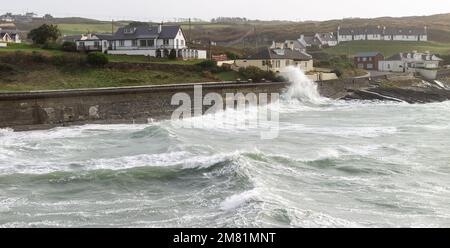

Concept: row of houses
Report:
left=0, top=12, right=37, bottom=23
left=338, top=26, right=428, bottom=42
left=68, top=24, right=207, bottom=59
left=354, top=51, right=442, bottom=79
left=288, top=26, right=429, bottom=50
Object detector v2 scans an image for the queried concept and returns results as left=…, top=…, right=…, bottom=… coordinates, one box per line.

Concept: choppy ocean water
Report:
left=1, top=69, right=450, bottom=227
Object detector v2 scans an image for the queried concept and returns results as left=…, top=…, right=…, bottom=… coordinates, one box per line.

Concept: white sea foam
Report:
left=281, top=66, right=330, bottom=105
left=220, top=189, right=259, bottom=211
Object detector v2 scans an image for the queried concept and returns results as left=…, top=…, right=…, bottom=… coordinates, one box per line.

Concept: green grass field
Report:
left=106, top=54, right=203, bottom=65
left=0, top=43, right=63, bottom=55
left=324, top=41, right=450, bottom=57
left=0, top=65, right=217, bottom=92
left=57, top=23, right=118, bottom=35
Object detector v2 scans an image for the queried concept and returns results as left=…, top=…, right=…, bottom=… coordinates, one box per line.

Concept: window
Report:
left=148, top=40, right=154, bottom=47
left=367, top=63, right=373, bottom=69
left=163, top=39, right=169, bottom=45
left=132, top=40, right=137, bottom=46
left=140, top=40, right=147, bottom=47
left=119, top=40, right=125, bottom=46
left=285, top=60, right=290, bottom=66
left=181, top=40, right=185, bottom=46
left=79, top=42, right=85, bottom=47
left=262, top=60, right=266, bottom=66
left=94, top=41, right=99, bottom=47
left=363, top=57, right=367, bottom=62
left=369, top=57, right=372, bottom=61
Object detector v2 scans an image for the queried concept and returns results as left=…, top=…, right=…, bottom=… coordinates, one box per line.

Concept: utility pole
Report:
left=209, top=40, right=212, bottom=60
left=254, top=25, right=257, bottom=48
left=188, top=18, right=192, bottom=45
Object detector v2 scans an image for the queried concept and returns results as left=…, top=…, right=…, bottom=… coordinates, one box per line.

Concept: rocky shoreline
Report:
left=340, top=76, right=450, bottom=103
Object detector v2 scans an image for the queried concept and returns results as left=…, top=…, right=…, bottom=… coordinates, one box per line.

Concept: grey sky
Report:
left=2, top=0, right=450, bottom=21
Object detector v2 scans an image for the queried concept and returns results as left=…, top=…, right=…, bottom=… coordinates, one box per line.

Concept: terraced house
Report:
left=337, top=26, right=428, bottom=43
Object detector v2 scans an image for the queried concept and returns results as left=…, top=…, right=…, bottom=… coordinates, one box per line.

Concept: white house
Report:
left=0, top=28, right=21, bottom=43
left=337, top=26, right=428, bottom=43
left=314, top=33, right=338, bottom=47
left=235, top=47, right=314, bottom=73
left=76, top=34, right=113, bottom=53
left=104, top=24, right=206, bottom=59
left=379, top=51, right=442, bottom=73
left=297, top=33, right=337, bottom=48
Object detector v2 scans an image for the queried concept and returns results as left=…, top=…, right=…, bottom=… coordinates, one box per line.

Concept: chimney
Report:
left=158, top=22, right=163, bottom=33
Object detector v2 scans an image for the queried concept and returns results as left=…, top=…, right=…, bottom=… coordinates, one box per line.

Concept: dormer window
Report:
left=124, top=28, right=136, bottom=34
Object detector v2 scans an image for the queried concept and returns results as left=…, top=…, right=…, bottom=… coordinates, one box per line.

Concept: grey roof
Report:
left=317, top=32, right=337, bottom=42
left=384, top=27, right=426, bottom=36
left=113, top=25, right=182, bottom=40
left=95, top=34, right=113, bottom=40
left=386, top=52, right=442, bottom=61
left=355, top=52, right=383, bottom=57
left=339, top=26, right=383, bottom=35
left=62, top=35, right=82, bottom=42
left=285, top=40, right=306, bottom=50
left=247, top=48, right=312, bottom=61
left=0, top=29, right=18, bottom=35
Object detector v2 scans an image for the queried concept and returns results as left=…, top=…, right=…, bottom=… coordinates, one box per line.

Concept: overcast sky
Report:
left=2, top=0, right=450, bottom=21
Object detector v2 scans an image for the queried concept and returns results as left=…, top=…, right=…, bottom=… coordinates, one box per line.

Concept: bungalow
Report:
left=378, top=51, right=442, bottom=73
left=354, top=52, right=384, bottom=70
left=0, top=29, right=21, bottom=43
left=75, top=34, right=113, bottom=53
left=235, top=47, right=314, bottom=73
left=105, top=24, right=206, bottom=59
left=337, top=26, right=428, bottom=43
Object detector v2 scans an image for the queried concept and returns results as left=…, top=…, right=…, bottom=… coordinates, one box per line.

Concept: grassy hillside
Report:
left=58, top=23, right=117, bottom=35
left=323, top=40, right=450, bottom=57
left=0, top=50, right=240, bottom=92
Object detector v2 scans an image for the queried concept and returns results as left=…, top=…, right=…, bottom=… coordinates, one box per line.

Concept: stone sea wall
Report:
left=0, top=78, right=379, bottom=131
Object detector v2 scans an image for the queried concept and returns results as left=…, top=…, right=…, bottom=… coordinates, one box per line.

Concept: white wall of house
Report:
left=379, top=61, right=405, bottom=72
left=235, top=59, right=313, bottom=73
left=393, top=35, right=419, bottom=41
left=108, top=49, right=157, bottom=56
left=0, top=42, right=6, bottom=48
left=367, top=34, right=382, bottom=40
left=76, top=39, right=109, bottom=53
left=353, top=34, right=366, bottom=41
left=338, top=35, right=353, bottom=42
left=327, top=40, right=338, bottom=46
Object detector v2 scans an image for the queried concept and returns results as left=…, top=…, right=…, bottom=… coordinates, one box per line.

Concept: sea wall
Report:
left=0, top=78, right=375, bottom=131
left=0, top=82, right=288, bottom=131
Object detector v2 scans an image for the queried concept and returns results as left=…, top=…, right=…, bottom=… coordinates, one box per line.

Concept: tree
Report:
left=28, top=24, right=61, bottom=45
left=43, top=14, right=54, bottom=20
left=127, top=21, right=149, bottom=28
left=168, top=49, right=177, bottom=60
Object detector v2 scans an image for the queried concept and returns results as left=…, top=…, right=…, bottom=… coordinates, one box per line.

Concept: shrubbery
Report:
left=86, top=52, right=109, bottom=66
left=238, top=66, right=283, bottom=82
left=41, top=41, right=62, bottom=50
left=197, top=60, right=217, bottom=69
left=62, top=41, right=77, bottom=52
left=168, top=49, right=177, bottom=60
